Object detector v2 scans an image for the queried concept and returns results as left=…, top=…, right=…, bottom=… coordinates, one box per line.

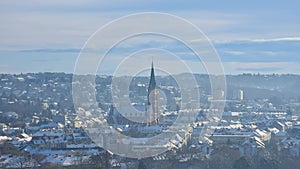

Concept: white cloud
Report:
left=212, top=37, right=300, bottom=44
left=0, top=12, right=111, bottom=50
left=223, top=62, right=300, bottom=74
left=250, top=37, right=300, bottom=42
left=1, top=2, right=299, bottom=74
left=223, top=51, right=245, bottom=56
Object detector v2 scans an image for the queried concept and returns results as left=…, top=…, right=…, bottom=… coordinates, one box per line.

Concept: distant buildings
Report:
left=1, top=73, right=300, bottom=167
left=233, top=89, right=244, bottom=101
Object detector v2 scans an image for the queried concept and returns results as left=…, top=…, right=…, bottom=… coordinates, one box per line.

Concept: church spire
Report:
left=147, top=61, right=159, bottom=125
left=147, top=61, right=156, bottom=105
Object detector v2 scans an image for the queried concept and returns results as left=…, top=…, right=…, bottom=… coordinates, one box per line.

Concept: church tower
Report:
left=147, top=61, right=159, bottom=125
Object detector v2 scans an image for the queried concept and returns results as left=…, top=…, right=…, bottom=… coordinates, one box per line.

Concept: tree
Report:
left=226, top=138, right=232, bottom=145
left=14, top=156, right=28, bottom=169
left=138, top=160, right=147, bottom=169
left=0, top=142, right=21, bottom=155
left=88, top=151, right=111, bottom=169
left=28, top=154, right=39, bottom=168
left=209, top=146, right=240, bottom=169
left=233, top=156, right=251, bottom=169
left=256, top=158, right=279, bottom=169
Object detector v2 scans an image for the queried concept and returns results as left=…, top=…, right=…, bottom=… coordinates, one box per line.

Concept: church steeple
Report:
left=147, top=61, right=159, bottom=125
left=147, top=61, right=156, bottom=105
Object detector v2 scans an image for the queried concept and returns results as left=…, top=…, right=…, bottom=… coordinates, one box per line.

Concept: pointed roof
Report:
left=147, top=61, right=156, bottom=105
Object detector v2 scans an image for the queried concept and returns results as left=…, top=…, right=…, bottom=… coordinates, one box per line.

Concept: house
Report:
left=31, top=129, right=67, bottom=149
left=278, top=137, right=300, bottom=157
left=239, top=136, right=265, bottom=156
left=222, top=112, right=241, bottom=122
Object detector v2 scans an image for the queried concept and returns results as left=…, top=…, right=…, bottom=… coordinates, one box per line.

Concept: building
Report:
left=233, top=89, right=244, bottom=101
left=222, top=112, right=241, bottom=122
left=31, top=129, right=67, bottom=149
left=146, top=62, right=159, bottom=125
left=278, top=137, right=300, bottom=157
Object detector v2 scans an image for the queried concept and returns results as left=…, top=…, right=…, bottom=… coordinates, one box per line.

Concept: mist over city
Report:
left=1, top=1, right=300, bottom=169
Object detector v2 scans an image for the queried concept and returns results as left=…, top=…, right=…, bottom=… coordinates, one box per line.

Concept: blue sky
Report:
left=0, top=1, right=300, bottom=74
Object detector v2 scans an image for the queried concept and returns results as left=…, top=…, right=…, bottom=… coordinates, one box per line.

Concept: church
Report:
left=107, top=62, right=161, bottom=126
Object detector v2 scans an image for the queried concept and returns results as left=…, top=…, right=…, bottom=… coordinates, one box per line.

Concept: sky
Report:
left=0, top=0, right=300, bottom=75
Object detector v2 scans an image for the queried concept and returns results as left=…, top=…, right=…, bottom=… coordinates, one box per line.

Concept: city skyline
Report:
left=1, top=2, right=300, bottom=168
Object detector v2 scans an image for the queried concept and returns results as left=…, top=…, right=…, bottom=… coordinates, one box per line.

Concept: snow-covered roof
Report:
left=32, top=129, right=64, bottom=137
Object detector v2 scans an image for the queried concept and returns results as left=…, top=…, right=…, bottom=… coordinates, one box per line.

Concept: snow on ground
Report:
left=23, top=145, right=103, bottom=166
left=0, top=154, right=36, bottom=168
